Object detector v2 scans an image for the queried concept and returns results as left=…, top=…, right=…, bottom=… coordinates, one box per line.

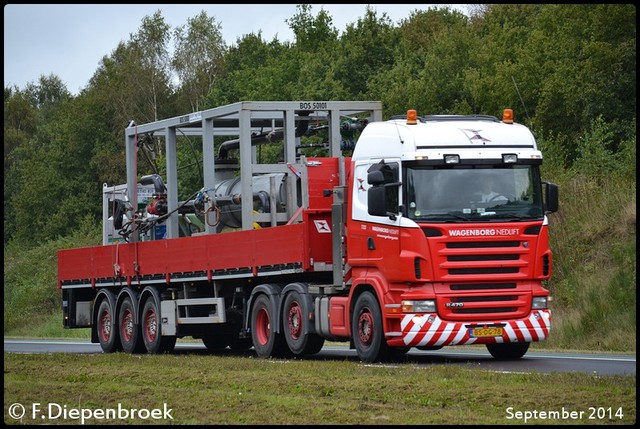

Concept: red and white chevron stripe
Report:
left=400, top=310, right=551, bottom=346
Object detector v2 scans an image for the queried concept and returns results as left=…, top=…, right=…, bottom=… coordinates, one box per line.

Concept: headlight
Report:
left=532, top=297, right=548, bottom=309
left=401, top=300, right=436, bottom=313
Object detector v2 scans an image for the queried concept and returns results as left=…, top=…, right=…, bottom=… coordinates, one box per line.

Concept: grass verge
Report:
left=3, top=352, right=636, bottom=425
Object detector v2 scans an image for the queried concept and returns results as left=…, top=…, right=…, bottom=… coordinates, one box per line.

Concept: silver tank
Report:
left=213, top=173, right=290, bottom=228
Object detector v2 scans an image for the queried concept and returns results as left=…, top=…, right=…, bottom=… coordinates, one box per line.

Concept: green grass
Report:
left=3, top=352, right=636, bottom=425
left=542, top=173, right=636, bottom=352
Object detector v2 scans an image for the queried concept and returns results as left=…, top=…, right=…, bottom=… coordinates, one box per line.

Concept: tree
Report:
left=87, top=11, right=174, bottom=131
left=334, top=5, right=399, bottom=98
left=172, top=11, right=227, bottom=112
left=286, top=4, right=338, bottom=52
left=205, top=32, right=290, bottom=105
left=4, top=87, right=38, bottom=242
left=23, top=74, right=71, bottom=110
left=4, top=88, right=37, bottom=172
left=368, top=6, right=471, bottom=116
left=129, top=10, right=173, bottom=122
left=473, top=4, right=636, bottom=165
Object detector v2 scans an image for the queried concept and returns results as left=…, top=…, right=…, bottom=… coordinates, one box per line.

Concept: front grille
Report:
left=449, top=267, right=520, bottom=275
left=441, top=240, right=525, bottom=277
left=437, top=283, right=530, bottom=320
left=450, top=283, right=517, bottom=291
left=425, top=225, right=542, bottom=320
left=452, top=295, right=518, bottom=303
left=448, top=254, right=518, bottom=261
left=446, top=241, right=520, bottom=248
left=454, top=307, right=518, bottom=314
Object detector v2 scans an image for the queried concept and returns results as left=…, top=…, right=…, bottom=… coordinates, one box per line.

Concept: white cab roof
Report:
left=353, top=116, right=542, bottom=162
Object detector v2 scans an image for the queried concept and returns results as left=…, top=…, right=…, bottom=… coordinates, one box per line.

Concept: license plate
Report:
left=471, top=327, right=503, bottom=338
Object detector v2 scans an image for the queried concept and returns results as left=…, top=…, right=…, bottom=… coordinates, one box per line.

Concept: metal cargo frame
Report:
left=124, top=101, right=383, bottom=239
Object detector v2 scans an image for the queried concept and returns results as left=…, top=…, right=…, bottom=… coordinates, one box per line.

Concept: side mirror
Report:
left=543, top=182, right=559, bottom=214
left=367, top=170, right=385, bottom=186
left=368, top=183, right=400, bottom=220
left=368, top=186, right=386, bottom=217
left=366, top=159, right=400, bottom=220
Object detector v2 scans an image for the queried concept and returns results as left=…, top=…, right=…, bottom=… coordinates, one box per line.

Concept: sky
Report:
left=4, top=3, right=469, bottom=96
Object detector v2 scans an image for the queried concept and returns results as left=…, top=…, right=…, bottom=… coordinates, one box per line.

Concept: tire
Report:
left=387, top=346, right=411, bottom=363
left=486, top=342, right=530, bottom=360
left=302, top=334, right=325, bottom=356
left=282, top=291, right=325, bottom=356
left=352, top=291, right=389, bottom=363
left=202, top=335, right=229, bottom=351
left=251, top=294, right=291, bottom=358
left=96, top=299, right=121, bottom=353
left=141, top=295, right=176, bottom=354
left=118, top=295, right=145, bottom=354
left=228, top=336, right=253, bottom=351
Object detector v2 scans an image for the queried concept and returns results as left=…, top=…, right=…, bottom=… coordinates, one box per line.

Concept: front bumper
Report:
left=388, top=309, right=550, bottom=347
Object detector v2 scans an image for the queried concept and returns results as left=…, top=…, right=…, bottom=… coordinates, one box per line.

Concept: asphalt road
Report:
left=4, top=339, right=635, bottom=377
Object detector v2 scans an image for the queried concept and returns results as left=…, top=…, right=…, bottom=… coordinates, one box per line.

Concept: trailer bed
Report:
left=58, top=222, right=314, bottom=289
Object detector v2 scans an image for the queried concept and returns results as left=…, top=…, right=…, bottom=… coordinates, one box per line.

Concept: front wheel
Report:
left=352, top=291, right=389, bottom=363
left=486, top=342, right=530, bottom=360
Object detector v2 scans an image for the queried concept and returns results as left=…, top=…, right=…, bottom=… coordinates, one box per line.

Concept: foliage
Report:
left=370, top=7, right=472, bottom=116
left=172, top=10, right=227, bottom=112
left=333, top=6, right=399, bottom=98
left=4, top=220, right=101, bottom=334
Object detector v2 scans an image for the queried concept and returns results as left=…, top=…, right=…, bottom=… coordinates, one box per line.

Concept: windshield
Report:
left=404, top=164, right=544, bottom=222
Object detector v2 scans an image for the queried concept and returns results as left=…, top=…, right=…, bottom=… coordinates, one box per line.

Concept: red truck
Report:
left=58, top=101, right=558, bottom=362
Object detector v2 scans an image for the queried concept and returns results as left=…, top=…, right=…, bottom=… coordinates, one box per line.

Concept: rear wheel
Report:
left=251, top=294, right=290, bottom=358
left=352, top=291, right=389, bottom=363
left=141, top=295, right=176, bottom=354
left=282, top=291, right=325, bottom=356
left=486, top=342, right=530, bottom=360
left=96, top=299, right=120, bottom=353
left=119, top=296, right=145, bottom=354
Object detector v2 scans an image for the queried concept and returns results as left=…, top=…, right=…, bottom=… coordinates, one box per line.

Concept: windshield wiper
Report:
left=419, top=212, right=470, bottom=222
left=483, top=213, right=529, bottom=220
